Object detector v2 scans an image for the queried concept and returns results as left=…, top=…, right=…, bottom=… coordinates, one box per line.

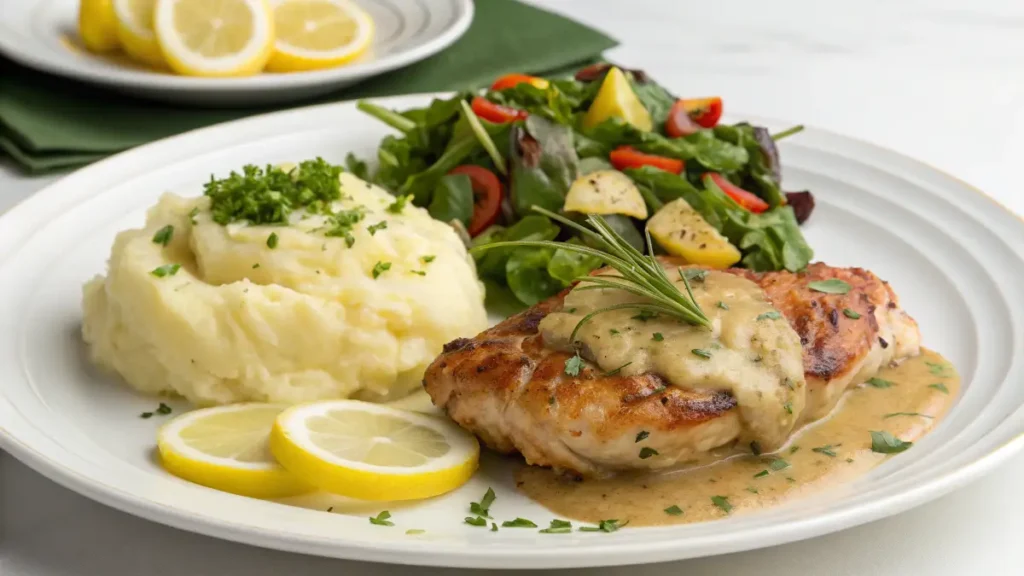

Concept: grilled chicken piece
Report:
left=424, top=262, right=920, bottom=477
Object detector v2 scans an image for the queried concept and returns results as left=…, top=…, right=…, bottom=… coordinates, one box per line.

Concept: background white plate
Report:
left=0, top=0, right=473, bottom=105
left=0, top=95, right=1021, bottom=569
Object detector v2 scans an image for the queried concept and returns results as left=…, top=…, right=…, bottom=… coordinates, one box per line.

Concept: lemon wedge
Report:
left=113, top=0, right=165, bottom=67
left=265, top=0, right=374, bottom=73
left=79, top=0, right=120, bottom=52
left=157, top=404, right=311, bottom=498
left=270, top=400, right=479, bottom=501
left=154, top=0, right=275, bottom=77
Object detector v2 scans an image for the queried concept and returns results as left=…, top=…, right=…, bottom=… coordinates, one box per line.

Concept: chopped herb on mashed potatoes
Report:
left=82, top=165, right=488, bottom=406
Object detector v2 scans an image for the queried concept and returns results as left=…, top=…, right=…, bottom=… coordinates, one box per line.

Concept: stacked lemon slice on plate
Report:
left=79, top=0, right=374, bottom=76
left=157, top=400, right=479, bottom=501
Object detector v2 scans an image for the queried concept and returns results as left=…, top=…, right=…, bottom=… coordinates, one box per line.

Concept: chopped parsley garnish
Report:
left=609, top=328, right=620, bottom=335
left=652, top=332, right=664, bottom=342
left=711, top=496, right=732, bottom=514
left=691, top=348, right=712, bottom=359
left=603, top=361, right=632, bottom=377
left=663, top=505, right=683, bottom=516
left=204, top=159, right=343, bottom=225
left=501, top=518, right=537, bottom=528
left=926, top=361, right=950, bottom=377
left=367, top=221, right=388, bottom=235
left=464, top=516, right=487, bottom=527
left=411, top=270, right=427, bottom=276
left=680, top=268, right=707, bottom=282
left=564, top=353, right=584, bottom=376
left=152, top=225, right=174, bottom=246
left=188, top=207, right=200, bottom=224
left=372, top=261, right=391, bottom=279
left=783, top=402, right=793, bottom=415
left=252, top=263, right=260, bottom=269
left=579, top=519, right=623, bottom=533
left=750, top=441, right=762, bottom=456
left=387, top=194, right=412, bottom=214
left=635, top=431, right=650, bottom=443
left=807, top=279, right=851, bottom=294
left=324, top=207, right=366, bottom=239
left=769, top=457, right=790, bottom=471
left=883, top=412, right=933, bottom=419
left=631, top=310, right=658, bottom=322
left=745, top=486, right=759, bottom=494
left=846, top=458, right=855, bottom=463
left=929, top=383, right=950, bottom=394
left=716, top=301, right=729, bottom=310
left=790, top=445, right=800, bottom=454
left=870, top=430, right=913, bottom=454
left=266, top=232, right=279, bottom=249
left=866, top=377, right=894, bottom=388
left=406, top=529, right=425, bottom=535
left=753, top=470, right=769, bottom=478
left=539, top=519, right=573, bottom=534
left=140, top=402, right=172, bottom=419
left=369, top=511, right=394, bottom=526
left=843, top=308, right=861, bottom=319
left=757, top=310, right=782, bottom=321
left=421, top=255, right=436, bottom=263
left=150, top=264, right=181, bottom=278
left=566, top=308, right=577, bottom=313
left=812, top=445, right=838, bottom=457
left=491, top=522, right=498, bottom=532
left=639, top=447, right=659, bottom=459
left=469, top=487, right=496, bottom=518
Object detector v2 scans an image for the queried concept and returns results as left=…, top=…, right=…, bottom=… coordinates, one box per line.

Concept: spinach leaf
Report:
left=488, top=83, right=578, bottom=126
left=472, top=215, right=560, bottom=282
left=574, top=132, right=607, bottom=158
left=482, top=278, right=529, bottom=317
left=685, top=130, right=749, bottom=172
left=427, top=173, right=473, bottom=226
left=507, top=247, right=564, bottom=306
left=628, top=74, right=677, bottom=129
left=583, top=118, right=748, bottom=173
left=509, top=115, right=579, bottom=217
left=580, top=214, right=645, bottom=253
left=548, top=238, right=603, bottom=284
left=344, top=153, right=370, bottom=181
left=713, top=123, right=785, bottom=207
left=578, top=156, right=614, bottom=175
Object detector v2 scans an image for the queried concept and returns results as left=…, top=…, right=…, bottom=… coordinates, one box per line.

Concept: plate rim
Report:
left=0, top=0, right=474, bottom=92
left=0, top=94, right=1022, bottom=569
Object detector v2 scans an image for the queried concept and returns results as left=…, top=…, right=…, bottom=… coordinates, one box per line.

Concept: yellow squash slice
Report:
left=563, top=170, right=648, bottom=219
left=647, top=198, right=741, bottom=269
left=582, top=67, right=653, bottom=132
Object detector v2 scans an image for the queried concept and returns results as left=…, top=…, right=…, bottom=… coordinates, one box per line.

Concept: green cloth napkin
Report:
left=0, top=0, right=616, bottom=173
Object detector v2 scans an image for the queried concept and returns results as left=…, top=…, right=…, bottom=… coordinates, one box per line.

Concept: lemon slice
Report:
left=157, top=404, right=311, bottom=498
left=79, top=0, right=120, bottom=53
left=153, top=0, right=274, bottom=77
left=265, top=0, right=374, bottom=73
left=270, top=400, right=479, bottom=501
left=113, top=0, right=165, bottom=67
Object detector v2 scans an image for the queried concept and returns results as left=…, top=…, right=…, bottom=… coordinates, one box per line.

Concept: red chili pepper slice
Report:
left=470, top=97, right=527, bottom=124
left=609, top=146, right=684, bottom=174
left=449, top=165, right=504, bottom=236
left=706, top=173, right=769, bottom=213
left=681, top=97, right=723, bottom=128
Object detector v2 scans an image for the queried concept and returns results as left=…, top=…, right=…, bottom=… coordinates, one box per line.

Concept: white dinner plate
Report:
left=0, top=0, right=473, bottom=106
left=0, top=94, right=1022, bottom=569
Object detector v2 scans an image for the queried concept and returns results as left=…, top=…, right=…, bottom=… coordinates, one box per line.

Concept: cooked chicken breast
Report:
left=424, top=262, right=920, bottom=478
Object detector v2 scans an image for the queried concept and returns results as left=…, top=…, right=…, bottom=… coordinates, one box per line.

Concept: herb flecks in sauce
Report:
left=516, top=349, right=958, bottom=528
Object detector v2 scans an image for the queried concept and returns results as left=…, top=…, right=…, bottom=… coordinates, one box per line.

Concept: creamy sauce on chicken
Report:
left=539, top=269, right=805, bottom=451
left=517, top=349, right=958, bottom=526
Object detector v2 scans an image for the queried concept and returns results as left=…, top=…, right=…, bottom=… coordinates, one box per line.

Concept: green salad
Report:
left=348, top=63, right=816, bottom=310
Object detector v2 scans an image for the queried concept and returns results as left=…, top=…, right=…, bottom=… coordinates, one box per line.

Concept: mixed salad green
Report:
left=349, top=63, right=815, bottom=309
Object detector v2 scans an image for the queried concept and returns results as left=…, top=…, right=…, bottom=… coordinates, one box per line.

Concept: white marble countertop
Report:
left=3, top=0, right=1024, bottom=574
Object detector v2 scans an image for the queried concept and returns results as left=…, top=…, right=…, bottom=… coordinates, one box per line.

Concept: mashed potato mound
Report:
left=83, top=173, right=488, bottom=405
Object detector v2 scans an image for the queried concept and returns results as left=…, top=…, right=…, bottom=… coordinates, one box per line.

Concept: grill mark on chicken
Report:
left=424, top=261, right=920, bottom=477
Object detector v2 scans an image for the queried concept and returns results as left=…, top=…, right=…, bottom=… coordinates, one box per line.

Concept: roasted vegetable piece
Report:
left=471, top=97, right=527, bottom=124
left=647, top=198, right=742, bottom=269
left=491, top=73, right=549, bottom=92
left=609, top=146, right=683, bottom=174
left=682, top=97, right=723, bottom=128
left=582, top=67, right=653, bottom=132
left=448, top=165, right=504, bottom=236
left=706, top=173, right=769, bottom=213
left=563, top=169, right=648, bottom=219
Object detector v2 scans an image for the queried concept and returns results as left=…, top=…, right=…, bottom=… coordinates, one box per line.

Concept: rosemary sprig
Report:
left=469, top=207, right=710, bottom=341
